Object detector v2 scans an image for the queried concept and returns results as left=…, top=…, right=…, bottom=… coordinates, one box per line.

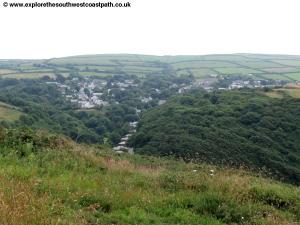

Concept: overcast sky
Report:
left=0, top=0, right=300, bottom=59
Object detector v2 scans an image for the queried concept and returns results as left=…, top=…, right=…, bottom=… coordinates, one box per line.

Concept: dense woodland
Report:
left=129, top=90, right=300, bottom=184
left=0, top=74, right=191, bottom=144
left=0, top=79, right=130, bottom=144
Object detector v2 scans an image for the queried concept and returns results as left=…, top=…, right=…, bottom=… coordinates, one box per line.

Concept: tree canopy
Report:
left=130, top=90, right=300, bottom=184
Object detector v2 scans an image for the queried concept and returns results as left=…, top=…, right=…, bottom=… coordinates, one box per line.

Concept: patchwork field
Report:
left=1, top=73, right=57, bottom=79
left=214, top=67, right=261, bottom=75
left=1, top=54, right=300, bottom=81
left=261, top=67, right=300, bottom=73
left=234, top=61, right=284, bottom=68
left=273, top=59, right=300, bottom=67
left=172, top=60, right=238, bottom=70
left=261, top=74, right=291, bottom=80
left=78, top=71, right=113, bottom=77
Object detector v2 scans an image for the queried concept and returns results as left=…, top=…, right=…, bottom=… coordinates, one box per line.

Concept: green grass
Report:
left=121, top=65, right=163, bottom=72
left=264, top=88, right=300, bottom=99
left=284, top=88, right=300, bottom=98
left=262, top=67, right=300, bottom=73
left=0, top=104, right=23, bottom=121
left=261, top=74, right=291, bottom=80
left=214, top=67, right=261, bottom=75
left=285, top=73, right=300, bottom=81
left=189, top=68, right=216, bottom=78
left=4, top=54, right=300, bottom=81
left=264, top=91, right=284, bottom=99
left=48, top=54, right=153, bottom=65
left=234, top=61, right=284, bottom=68
left=78, top=71, right=113, bottom=77
left=17, top=64, right=39, bottom=70
left=43, top=54, right=300, bottom=82
left=172, top=61, right=238, bottom=70
left=74, top=65, right=117, bottom=71
left=272, top=60, right=300, bottom=67
left=1, top=72, right=69, bottom=79
left=1, top=73, right=56, bottom=79
left=0, top=128, right=299, bottom=225
left=176, top=69, right=191, bottom=77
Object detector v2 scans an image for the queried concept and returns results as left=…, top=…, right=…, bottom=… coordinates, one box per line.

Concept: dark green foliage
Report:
left=0, top=127, right=71, bottom=157
left=0, top=79, right=137, bottom=144
left=130, top=90, right=300, bottom=184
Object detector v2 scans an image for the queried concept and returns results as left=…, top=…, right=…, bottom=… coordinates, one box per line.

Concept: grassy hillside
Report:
left=264, top=86, right=300, bottom=99
left=1, top=54, right=300, bottom=80
left=0, top=128, right=299, bottom=225
left=130, top=90, right=300, bottom=185
left=0, top=101, right=23, bottom=121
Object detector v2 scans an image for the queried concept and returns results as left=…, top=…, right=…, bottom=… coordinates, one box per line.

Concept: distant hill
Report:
left=1, top=53, right=300, bottom=81
left=0, top=127, right=299, bottom=225
left=130, top=89, right=300, bottom=184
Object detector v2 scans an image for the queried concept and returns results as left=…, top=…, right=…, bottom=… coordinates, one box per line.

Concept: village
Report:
left=44, top=73, right=296, bottom=155
left=45, top=72, right=292, bottom=111
left=46, top=77, right=141, bottom=109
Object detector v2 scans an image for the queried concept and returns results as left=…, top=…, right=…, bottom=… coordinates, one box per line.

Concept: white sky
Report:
left=0, top=0, right=300, bottom=59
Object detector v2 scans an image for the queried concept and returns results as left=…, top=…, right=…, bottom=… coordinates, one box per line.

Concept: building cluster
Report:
left=47, top=78, right=110, bottom=109
left=111, top=79, right=138, bottom=90
left=183, top=75, right=286, bottom=92
left=227, top=79, right=283, bottom=90
left=193, top=78, right=217, bottom=91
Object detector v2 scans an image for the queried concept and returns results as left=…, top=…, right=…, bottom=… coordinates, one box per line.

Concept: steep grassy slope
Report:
left=130, top=90, right=300, bottom=185
left=0, top=128, right=299, bottom=225
left=0, top=101, right=23, bottom=121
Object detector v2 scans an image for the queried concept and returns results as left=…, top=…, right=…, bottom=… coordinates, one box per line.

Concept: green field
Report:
left=190, top=68, right=216, bottom=78
left=1, top=73, right=56, bottom=79
left=285, top=88, right=300, bottom=98
left=214, top=67, right=261, bottom=75
left=264, top=91, right=284, bottom=98
left=234, top=61, right=283, bottom=68
left=261, top=74, right=291, bottom=80
left=1, top=54, right=300, bottom=81
left=78, top=71, right=113, bottom=77
left=285, top=73, right=300, bottom=81
left=74, top=65, right=117, bottom=71
left=172, top=61, right=238, bottom=70
left=0, top=102, right=23, bottom=121
left=261, top=67, right=300, bottom=73
left=176, top=69, right=191, bottom=77
left=1, top=72, right=70, bottom=79
left=121, top=65, right=163, bottom=72
left=273, top=59, right=300, bottom=67
left=49, top=54, right=149, bottom=65
left=264, top=87, right=300, bottom=99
